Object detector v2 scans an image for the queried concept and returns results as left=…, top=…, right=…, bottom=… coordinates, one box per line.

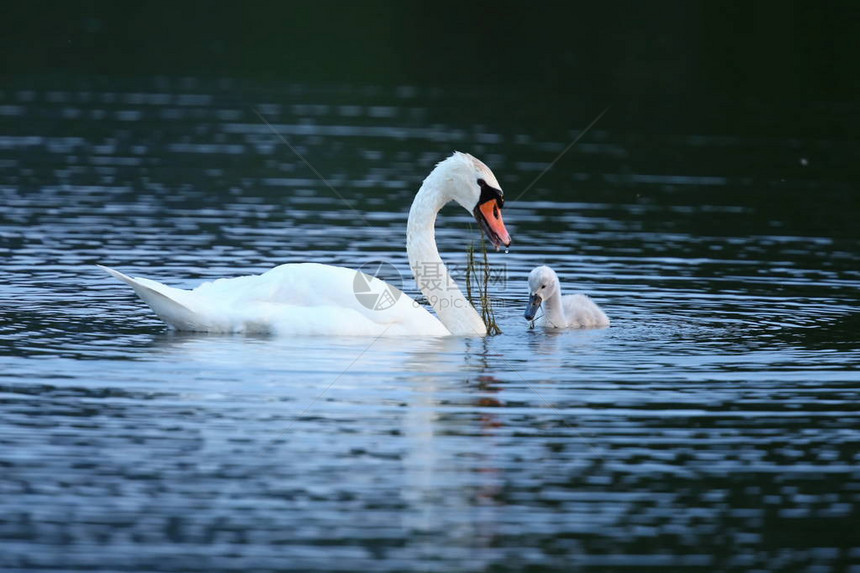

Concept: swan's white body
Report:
left=99, top=152, right=511, bottom=337
left=524, top=266, right=610, bottom=329
left=98, top=263, right=449, bottom=336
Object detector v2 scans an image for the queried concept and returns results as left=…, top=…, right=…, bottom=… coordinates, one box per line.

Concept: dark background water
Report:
left=1, top=2, right=859, bottom=572
left=4, top=1, right=859, bottom=133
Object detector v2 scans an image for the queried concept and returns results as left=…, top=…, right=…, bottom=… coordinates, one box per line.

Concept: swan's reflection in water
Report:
left=139, top=331, right=511, bottom=557
left=400, top=337, right=505, bottom=557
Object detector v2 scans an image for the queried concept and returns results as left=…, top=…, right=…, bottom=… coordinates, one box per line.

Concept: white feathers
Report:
left=99, top=263, right=449, bottom=336
left=99, top=152, right=504, bottom=337
left=526, top=265, right=610, bottom=329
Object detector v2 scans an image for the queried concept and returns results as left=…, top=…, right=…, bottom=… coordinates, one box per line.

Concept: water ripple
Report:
left=0, top=77, right=858, bottom=572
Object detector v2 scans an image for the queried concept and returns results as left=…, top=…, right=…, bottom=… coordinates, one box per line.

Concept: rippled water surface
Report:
left=1, top=78, right=858, bottom=572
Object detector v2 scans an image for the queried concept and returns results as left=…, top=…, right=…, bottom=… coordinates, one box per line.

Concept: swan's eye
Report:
left=477, top=178, right=486, bottom=186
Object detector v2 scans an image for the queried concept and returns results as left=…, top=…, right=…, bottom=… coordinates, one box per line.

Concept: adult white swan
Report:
left=523, top=265, right=610, bottom=329
left=99, top=152, right=512, bottom=337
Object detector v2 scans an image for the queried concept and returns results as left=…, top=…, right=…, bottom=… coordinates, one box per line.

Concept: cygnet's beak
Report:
left=524, top=293, right=542, bottom=321
left=473, top=198, right=512, bottom=251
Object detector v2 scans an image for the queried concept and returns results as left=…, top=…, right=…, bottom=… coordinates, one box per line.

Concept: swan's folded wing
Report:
left=99, top=262, right=450, bottom=336
left=97, top=265, right=211, bottom=330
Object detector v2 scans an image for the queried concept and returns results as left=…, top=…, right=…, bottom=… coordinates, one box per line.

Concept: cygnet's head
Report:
left=428, top=152, right=511, bottom=250
left=524, top=265, right=559, bottom=321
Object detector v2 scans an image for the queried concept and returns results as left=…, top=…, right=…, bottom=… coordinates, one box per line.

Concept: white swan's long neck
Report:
left=406, top=181, right=487, bottom=336
left=542, top=288, right=567, bottom=328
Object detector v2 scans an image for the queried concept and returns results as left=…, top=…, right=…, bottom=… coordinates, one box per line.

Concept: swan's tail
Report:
left=97, top=265, right=203, bottom=330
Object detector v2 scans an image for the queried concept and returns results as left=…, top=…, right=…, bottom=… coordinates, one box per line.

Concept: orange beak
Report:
left=474, top=199, right=512, bottom=251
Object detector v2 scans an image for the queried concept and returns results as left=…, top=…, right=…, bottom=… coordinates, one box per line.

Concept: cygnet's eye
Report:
left=540, top=285, right=545, bottom=289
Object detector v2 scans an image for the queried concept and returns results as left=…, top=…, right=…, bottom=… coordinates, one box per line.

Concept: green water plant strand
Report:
left=465, top=232, right=502, bottom=336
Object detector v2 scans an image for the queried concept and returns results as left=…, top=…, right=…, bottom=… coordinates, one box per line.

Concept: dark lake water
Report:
left=1, top=76, right=858, bottom=572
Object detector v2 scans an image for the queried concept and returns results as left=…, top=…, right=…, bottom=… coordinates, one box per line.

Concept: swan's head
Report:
left=434, top=152, right=512, bottom=250
left=524, top=265, right=559, bottom=321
